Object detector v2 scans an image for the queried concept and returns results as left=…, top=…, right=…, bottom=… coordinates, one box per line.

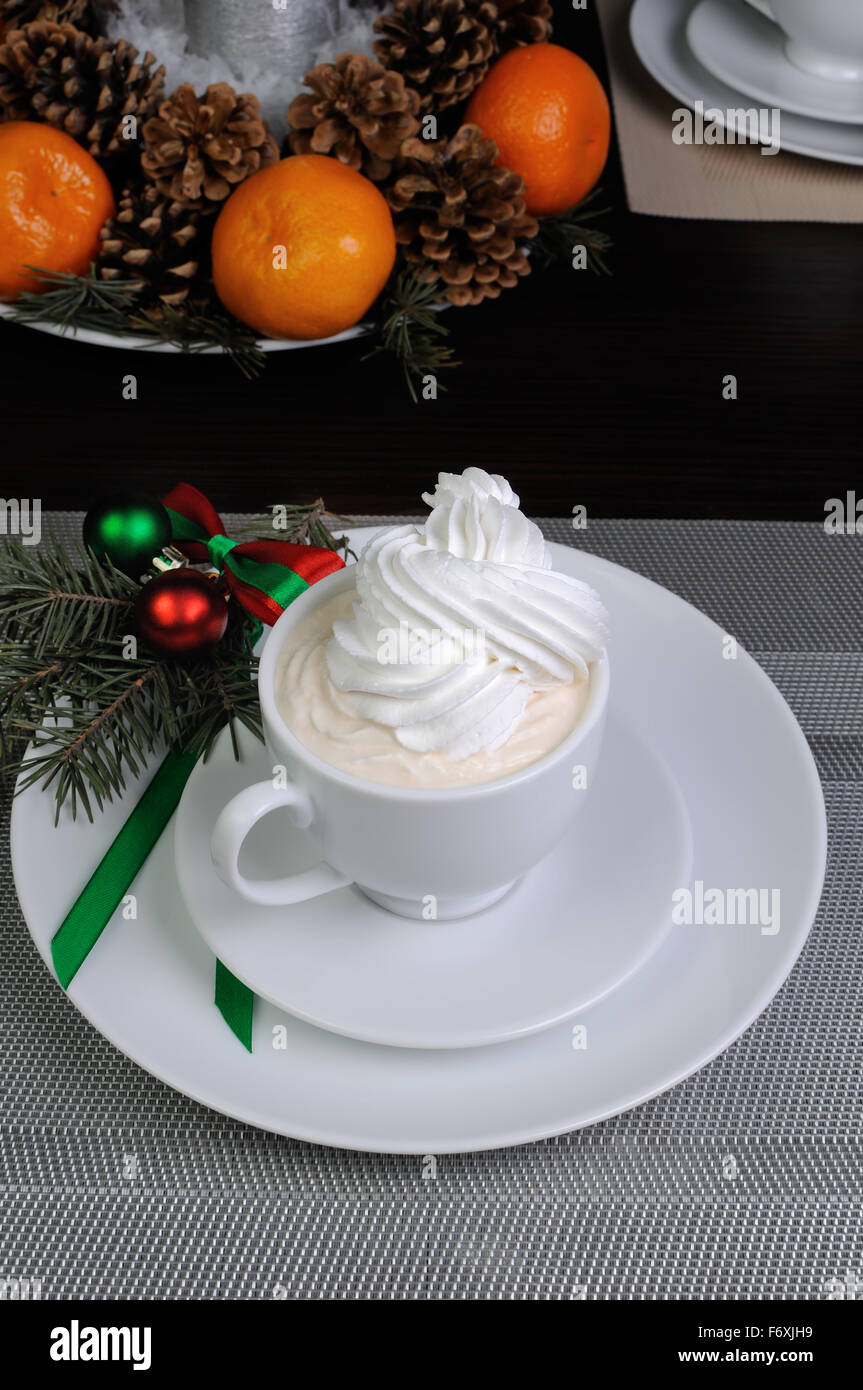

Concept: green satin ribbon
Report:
left=215, top=960, right=254, bottom=1052
left=50, top=746, right=255, bottom=1051
left=205, top=533, right=238, bottom=571
left=166, top=506, right=215, bottom=548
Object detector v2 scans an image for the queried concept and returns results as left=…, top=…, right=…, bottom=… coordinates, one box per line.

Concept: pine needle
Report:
left=9, top=265, right=145, bottom=333
left=0, top=540, right=138, bottom=656
left=531, top=189, right=614, bottom=275
left=2, top=266, right=267, bottom=378
left=364, top=267, right=459, bottom=403
left=128, top=301, right=267, bottom=380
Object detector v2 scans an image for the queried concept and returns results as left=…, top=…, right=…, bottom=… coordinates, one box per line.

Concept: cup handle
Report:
left=210, top=779, right=352, bottom=906
left=744, top=0, right=775, bottom=19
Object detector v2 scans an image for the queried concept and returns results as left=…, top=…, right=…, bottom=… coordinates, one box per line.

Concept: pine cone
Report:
left=0, top=21, right=164, bottom=163
left=493, top=0, right=553, bottom=51
left=0, top=0, right=106, bottom=35
left=374, top=0, right=497, bottom=113
left=286, top=53, right=420, bottom=182
left=98, top=181, right=204, bottom=309
left=142, top=83, right=279, bottom=213
left=387, top=124, right=538, bottom=306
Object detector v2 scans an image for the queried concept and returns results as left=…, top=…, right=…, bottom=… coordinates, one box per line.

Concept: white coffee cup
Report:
left=210, top=566, right=610, bottom=921
left=747, top=0, right=863, bottom=82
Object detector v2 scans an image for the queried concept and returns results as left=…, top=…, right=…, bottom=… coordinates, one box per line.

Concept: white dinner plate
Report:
left=630, top=0, right=863, bottom=165
left=174, top=711, right=692, bottom=1050
left=11, top=532, right=827, bottom=1153
left=688, top=0, right=863, bottom=125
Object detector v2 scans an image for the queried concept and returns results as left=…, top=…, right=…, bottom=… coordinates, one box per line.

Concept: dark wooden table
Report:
left=2, top=2, right=860, bottom=519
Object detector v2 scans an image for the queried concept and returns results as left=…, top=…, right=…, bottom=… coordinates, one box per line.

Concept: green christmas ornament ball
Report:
left=83, top=492, right=172, bottom=580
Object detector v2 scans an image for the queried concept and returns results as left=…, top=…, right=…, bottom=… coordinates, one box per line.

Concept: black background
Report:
left=2, top=2, right=860, bottom=518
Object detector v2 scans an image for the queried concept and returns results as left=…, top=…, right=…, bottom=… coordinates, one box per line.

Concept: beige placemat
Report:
left=597, top=0, right=863, bottom=219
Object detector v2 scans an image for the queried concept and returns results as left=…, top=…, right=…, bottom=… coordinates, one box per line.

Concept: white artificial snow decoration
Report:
left=104, top=0, right=377, bottom=137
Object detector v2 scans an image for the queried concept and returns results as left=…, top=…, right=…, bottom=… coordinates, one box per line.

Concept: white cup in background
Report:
left=746, top=0, right=863, bottom=82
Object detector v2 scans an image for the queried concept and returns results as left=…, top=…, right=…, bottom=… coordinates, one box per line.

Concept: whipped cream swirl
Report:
left=326, top=468, right=608, bottom=759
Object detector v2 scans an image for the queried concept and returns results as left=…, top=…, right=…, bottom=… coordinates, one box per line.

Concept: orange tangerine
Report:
left=0, top=121, right=115, bottom=300
left=212, top=154, right=397, bottom=340
left=466, top=43, right=611, bottom=216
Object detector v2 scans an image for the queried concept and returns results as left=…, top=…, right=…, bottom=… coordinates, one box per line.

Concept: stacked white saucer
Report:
left=631, top=0, right=863, bottom=165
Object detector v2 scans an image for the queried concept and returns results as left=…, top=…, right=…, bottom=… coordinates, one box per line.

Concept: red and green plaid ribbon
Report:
left=161, top=482, right=344, bottom=626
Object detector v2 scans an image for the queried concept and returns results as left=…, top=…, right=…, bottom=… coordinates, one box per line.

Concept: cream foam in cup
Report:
left=321, top=469, right=608, bottom=764
left=275, top=586, right=592, bottom=789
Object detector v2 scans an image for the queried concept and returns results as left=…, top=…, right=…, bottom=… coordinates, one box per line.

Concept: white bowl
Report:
left=0, top=302, right=365, bottom=354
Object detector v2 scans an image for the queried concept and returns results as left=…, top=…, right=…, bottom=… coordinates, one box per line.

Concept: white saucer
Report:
left=688, top=0, right=863, bottom=125
left=174, top=712, right=692, bottom=1050
left=11, top=532, right=827, bottom=1152
left=631, top=0, right=863, bottom=165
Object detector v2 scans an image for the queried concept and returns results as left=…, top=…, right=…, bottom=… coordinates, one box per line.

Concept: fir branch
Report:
left=0, top=543, right=263, bottom=821
left=1, top=657, right=70, bottom=710
left=2, top=265, right=462, bottom=396
left=183, top=608, right=264, bottom=766
left=0, top=653, right=70, bottom=768
left=531, top=189, right=613, bottom=276
left=237, top=500, right=356, bottom=560
left=286, top=498, right=328, bottom=544
left=15, top=662, right=165, bottom=823
left=1, top=267, right=266, bottom=379
left=7, top=265, right=146, bottom=333
left=128, top=301, right=267, bottom=381
left=59, top=664, right=162, bottom=766
left=11, top=656, right=174, bottom=822
left=364, top=267, right=459, bottom=403
left=0, top=540, right=138, bottom=655
left=308, top=515, right=356, bottom=561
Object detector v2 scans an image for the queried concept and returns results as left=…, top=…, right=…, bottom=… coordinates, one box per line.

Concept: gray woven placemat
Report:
left=1, top=516, right=861, bottom=1301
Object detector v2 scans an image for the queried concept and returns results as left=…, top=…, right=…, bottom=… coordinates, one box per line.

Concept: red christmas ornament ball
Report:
left=135, top=570, right=229, bottom=657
